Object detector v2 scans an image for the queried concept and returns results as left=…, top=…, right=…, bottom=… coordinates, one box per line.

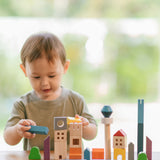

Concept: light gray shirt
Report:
left=5, top=87, right=97, bottom=150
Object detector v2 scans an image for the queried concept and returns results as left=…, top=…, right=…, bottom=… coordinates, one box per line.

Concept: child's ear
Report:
left=64, top=60, right=70, bottom=74
left=20, top=64, right=27, bottom=77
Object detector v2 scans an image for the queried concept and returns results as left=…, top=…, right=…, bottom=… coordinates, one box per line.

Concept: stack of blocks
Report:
left=68, top=121, right=82, bottom=159
left=113, top=129, right=127, bottom=160
left=28, top=99, right=153, bottom=160
left=54, top=117, right=68, bottom=160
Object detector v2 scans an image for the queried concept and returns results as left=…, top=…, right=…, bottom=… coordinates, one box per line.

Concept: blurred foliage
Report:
left=0, top=51, right=31, bottom=99
left=62, top=34, right=104, bottom=102
left=0, top=0, right=160, bottom=17
left=0, top=0, right=159, bottom=104
left=104, top=33, right=159, bottom=102
left=1, top=32, right=158, bottom=104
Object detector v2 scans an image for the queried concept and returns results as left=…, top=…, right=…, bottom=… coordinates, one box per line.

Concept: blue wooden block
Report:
left=84, top=148, right=90, bottom=160
left=138, top=99, right=144, bottom=123
left=28, top=125, right=49, bottom=135
left=137, top=99, right=144, bottom=154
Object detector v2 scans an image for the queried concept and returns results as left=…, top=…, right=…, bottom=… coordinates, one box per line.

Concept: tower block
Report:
left=68, top=117, right=82, bottom=159
left=101, top=105, right=113, bottom=160
left=113, top=129, right=127, bottom=160
left=54, top=117, right=67, bottom=160
left=137, top=99, right=144, bottom=154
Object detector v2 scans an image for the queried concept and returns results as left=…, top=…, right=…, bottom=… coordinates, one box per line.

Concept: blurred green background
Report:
left=0, top=0, right=160, bottom=141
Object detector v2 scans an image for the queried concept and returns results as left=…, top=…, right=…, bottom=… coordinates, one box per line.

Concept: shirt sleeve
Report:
left=5, top=100, right=26, bottom=129
left=75, top=94, right=97, bottom=126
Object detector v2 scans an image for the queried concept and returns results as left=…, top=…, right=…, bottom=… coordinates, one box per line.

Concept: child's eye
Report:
left=34, top=76, right=40, bottom=79
left=49, top=75, right=55, bottom=78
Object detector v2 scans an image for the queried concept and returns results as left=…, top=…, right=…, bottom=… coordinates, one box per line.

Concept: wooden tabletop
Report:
left=0, top=151, right=160, bottom=160
left=0, top=151, right=54, bottom=160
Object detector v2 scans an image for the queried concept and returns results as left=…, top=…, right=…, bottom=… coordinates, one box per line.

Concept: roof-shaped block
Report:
left=113, top=129, right=127, bottom=137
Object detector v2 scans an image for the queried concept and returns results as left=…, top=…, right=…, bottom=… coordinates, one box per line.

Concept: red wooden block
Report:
left=146, top=136, right=152, bottom=160
left=113, top=129, right=126, bottom=137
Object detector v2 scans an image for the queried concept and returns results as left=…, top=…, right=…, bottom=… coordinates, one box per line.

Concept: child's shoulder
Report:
left=14, top=90, right=36, bottom=105
left=62, top=87, right=84, bottom=101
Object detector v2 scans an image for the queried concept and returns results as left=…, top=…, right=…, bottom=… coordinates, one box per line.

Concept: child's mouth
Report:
left=43, top=89, right=51, bottom=93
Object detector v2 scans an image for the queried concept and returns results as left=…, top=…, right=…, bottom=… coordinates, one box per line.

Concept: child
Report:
left=3, top=32, right=97, bottom=150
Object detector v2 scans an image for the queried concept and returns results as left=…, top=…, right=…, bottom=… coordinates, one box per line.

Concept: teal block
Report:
left=138, top=99, right=144, bottom=123
left=28, top=125, right=49, bottom=135
left=137, top=99, right=144, bottom=154
left=84, top=148, right=90, bottom=160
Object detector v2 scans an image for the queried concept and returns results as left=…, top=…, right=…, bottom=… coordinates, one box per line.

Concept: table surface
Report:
left=0, top=151, right=55, bottom=160
left=0, top=151, right=160, bottom=160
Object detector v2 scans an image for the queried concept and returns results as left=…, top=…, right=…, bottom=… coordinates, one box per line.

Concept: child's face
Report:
left=21, top=55, right=69, bottom=100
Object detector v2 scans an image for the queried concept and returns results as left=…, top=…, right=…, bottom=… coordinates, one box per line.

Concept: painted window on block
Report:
left=73, top=138, right=79, bottom=145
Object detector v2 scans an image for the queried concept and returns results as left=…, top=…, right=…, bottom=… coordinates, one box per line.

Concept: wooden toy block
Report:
left=101, top=105, right=112, bottom=118
left=114, top=148, right=126, bottom=160
left=69, top=122, right=83, bottom=159
left=128, top=142, right=134, bottom=160
left=54, top=130, right=67, bottom=142
left=113, top=129, right=127, bottom=160
left=137, top=99, right=144, bottom=154
left=70, top=135, right=82, bottom=148
left=69, top=148, right=82, bottom=159
left=69, top=154, right=82, bottom=159
left=29, top=146, right=41, bottom=160
left=69, top=123, right=82, bottom=136
left=92, top=148, right=104, bottom=159
left=54, top=141, right=67, bottom=159
left=44, top=136, right=50, bottom=160
left=101, top=105, right=113, bottom=160
left=67, top=117, right=82, bottom=124
left=54, top=117, right=67, bottom=160
left=138, top=152, right=148, bottom=160
left=28, top=125, right=49, bottom=135
left=113, top=129, right=127, bottom=149
left=54, top=117, right=67, bottom=130
left=146, top=136, right=152, bottom=160
left=113, top=129, right=126, bottom=137
left=69, top=123, right=82, bottom=147
left=84, top=148, right=90, bottom=160
left=101, top=117, right=113, bottom=124
left=54, top=131, right=67, bottom=159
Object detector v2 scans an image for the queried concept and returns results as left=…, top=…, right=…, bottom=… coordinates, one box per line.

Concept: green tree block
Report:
left=138, top=152, right=148, bottom=160
left=29, top=146, right=41, bottom=160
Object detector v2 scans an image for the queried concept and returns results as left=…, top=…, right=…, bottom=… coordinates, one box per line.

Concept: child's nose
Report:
left=41, top=78, right=49, bottom=87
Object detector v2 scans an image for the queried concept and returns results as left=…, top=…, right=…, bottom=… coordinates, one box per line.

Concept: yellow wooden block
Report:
left=114, top=148, right=126, bottom=160
left=67, top=117, right=82, bottom=124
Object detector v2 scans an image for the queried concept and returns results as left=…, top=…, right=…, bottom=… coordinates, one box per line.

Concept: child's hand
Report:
left=16, top=119, right=36, bottom=139
left=75, top=114, right=89, bottom=126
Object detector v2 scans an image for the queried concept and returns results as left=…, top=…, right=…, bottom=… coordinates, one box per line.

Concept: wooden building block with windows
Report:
left=54, top=117, right=67, bottom=160
left=69, top=122, right=82, bottom=159
left=113, top=129, right=127, bottom=160
left=113, top=129, right=127, bottom=149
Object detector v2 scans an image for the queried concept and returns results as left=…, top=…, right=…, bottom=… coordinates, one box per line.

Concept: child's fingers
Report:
left=75, top=114, right=80, bottom=118
left=75, top=114, right=89, bottom=126
left=82, top=121, right=89, bottom=126
left=23, top=132, right=36, bottom=139
left=26, top=119, right=36, bottom=126
left=19, top=119, right=30, bottom=126
left=21, top=125, right=31, bottom=132
left=19, top=119, right=36, bottom=126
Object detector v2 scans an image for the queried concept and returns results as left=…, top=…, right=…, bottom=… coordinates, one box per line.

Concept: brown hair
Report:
left=20, top=32, right=66, bottom=66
